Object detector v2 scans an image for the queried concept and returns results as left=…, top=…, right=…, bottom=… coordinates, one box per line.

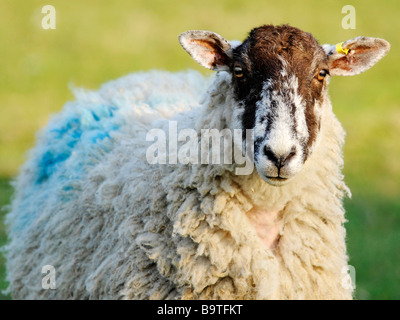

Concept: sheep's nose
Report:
left=264, top=146, right=297, bottom=169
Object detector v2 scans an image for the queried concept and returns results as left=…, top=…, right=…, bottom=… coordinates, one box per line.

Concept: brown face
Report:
left=179, top=24, right=390, bottom=186
left=230, top=25, right=329, bottom=185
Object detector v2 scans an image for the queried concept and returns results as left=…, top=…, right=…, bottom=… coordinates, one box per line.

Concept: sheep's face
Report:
left=179, top=25, right=390, bottom=186
left=230, top=25, right=328, bottom=186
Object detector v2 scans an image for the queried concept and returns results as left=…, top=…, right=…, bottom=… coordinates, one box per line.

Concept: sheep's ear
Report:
left=179, top=30, right=232, bottom=71
left=323, top=37, right=390, bottom=76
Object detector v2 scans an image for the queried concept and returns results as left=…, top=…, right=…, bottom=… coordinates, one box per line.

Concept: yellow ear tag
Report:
left=336, top=42, right=350, bottom=55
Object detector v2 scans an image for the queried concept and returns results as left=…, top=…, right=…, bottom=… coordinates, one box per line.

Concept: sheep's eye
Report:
left=233, top=65, right=244, bottom=78
left=317, top=69, right=328, bottom=82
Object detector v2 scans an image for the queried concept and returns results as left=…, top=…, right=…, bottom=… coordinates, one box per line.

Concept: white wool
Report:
left=4, top=70, right=353, bottom=300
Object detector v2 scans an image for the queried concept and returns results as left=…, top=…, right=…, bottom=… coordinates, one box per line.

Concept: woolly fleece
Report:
left=4, top=70, right=352, bottom=299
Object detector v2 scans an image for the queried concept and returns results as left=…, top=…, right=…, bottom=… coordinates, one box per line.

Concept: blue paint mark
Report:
left=37, top=151, right=71, bottom=183
left=63, top=185, right=74, bottom=191
left=35, top=104, right=119, bottom=184
left=8, top=70, right=214, bottom=235
left=50, top=117, right=80, bottom=138
left=91, top=131, right=110, bottom=143
left=91, top=110, right=100, bottom=121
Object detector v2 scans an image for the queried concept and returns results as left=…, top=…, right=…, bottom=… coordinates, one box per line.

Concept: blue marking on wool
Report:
left=37, top=151, right=71, bottom=184
left=91, top=111, right=100, bottom=121
left=35, top=104, right=119, bottom=184
left=62, top=185, right=74, bottom=192
left=11, top=103, right=122, bottom=232
left=9, top=71, right=211, bottom=236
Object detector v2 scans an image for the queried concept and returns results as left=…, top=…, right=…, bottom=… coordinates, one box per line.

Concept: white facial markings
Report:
left=289, top=75, right=309, bottom=144
left=252, top=65, right=310, bottom=181
left=267, top=86, right=297, bottom=156
left=254, top=73, right=308, bottom=151
left=254, top=80, right=272, bottom=140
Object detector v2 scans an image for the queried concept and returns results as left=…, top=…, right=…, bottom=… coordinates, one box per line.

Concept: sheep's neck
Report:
left=246, top=207, right=282, bottom=249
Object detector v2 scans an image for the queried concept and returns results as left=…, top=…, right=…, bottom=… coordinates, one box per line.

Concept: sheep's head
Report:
left=179, top=24, right=390, bottom=186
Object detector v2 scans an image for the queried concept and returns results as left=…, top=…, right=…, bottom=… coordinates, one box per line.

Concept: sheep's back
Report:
left=4, top=70, right=209, bottom=298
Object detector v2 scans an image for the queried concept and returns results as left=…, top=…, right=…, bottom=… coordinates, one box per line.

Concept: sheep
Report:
left=3, top=24, right=390, bottom=300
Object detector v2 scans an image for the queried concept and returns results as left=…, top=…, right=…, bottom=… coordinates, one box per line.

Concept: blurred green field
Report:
left=0, top=0, right=399, bottom=300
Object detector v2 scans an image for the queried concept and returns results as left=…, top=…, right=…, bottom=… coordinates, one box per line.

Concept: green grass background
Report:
left=0, top=0, right=399, bottom=299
